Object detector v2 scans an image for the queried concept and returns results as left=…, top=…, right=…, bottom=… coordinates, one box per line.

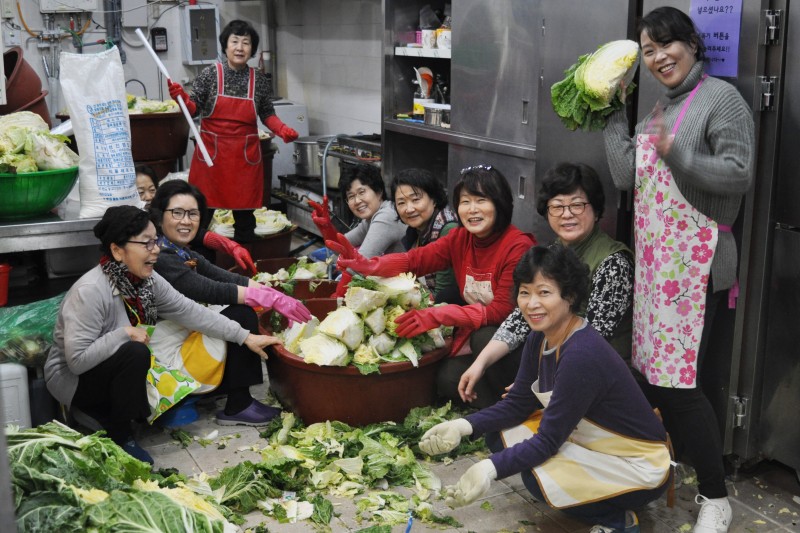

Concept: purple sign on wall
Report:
left=690, top=0, right=743, bottom=78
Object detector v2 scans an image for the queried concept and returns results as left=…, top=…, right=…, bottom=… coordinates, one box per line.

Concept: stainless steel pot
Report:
left=292, top=136, right=322, bottom=177
left=317, top=152, right=341, bottom=188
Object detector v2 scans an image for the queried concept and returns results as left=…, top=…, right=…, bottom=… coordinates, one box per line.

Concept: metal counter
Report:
left=0, top=214, right=100, bottom=254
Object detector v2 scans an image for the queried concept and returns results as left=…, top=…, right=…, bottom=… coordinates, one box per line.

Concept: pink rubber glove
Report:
left=394, top=304, right=485, bottom=338
left=167, top=79, right=197, bottom=115
left=325, top=234, right=410, bottom=277
left=265, top=115, right=299, bottom=143
left=308, top=197, right=339, bottom=243
left=203, top=231, right=257, bottom=275
left=244, top=286, right=312, bottom=325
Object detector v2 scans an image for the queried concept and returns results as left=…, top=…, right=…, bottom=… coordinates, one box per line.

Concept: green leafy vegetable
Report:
left=551, top=39, right=639, bottom=131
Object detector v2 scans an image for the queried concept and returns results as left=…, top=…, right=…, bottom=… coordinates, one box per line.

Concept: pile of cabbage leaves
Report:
left=0, top=111, right=79, bottom=173
left=279, top=274, right=450, bottom=374
left=8, top=402, right=479, bottom=531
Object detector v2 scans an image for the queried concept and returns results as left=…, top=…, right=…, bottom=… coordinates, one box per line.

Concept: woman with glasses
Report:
left=148, top=180, right=311, bottom=426
left=390, top=168, right=460, bottom=303
left=44, top=206, right=282, bottom=464
left=308, top=163, right=407, bottom=296
left=458, top=163, right=633, bottom=407
left=329, top=165, right=536, bottom=399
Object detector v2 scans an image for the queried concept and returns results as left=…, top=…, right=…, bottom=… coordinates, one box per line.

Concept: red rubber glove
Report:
left=203, top=231, right=257, bottom=275
left=394, top=304, right=485, bottom=338
left=308, top=197, right=339, bottom=243
left=325, top=234, right=410, bottom=277
left=333, top=271, right=352, bottom=298
left=265, top=115, right=299, bottom=143
left=167, top=79, right=197, bottom=115
left=244, top=286, right=312, bottom=325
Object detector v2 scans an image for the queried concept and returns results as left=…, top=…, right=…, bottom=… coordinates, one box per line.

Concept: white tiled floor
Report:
left=137, top=375, right=800, bottom=533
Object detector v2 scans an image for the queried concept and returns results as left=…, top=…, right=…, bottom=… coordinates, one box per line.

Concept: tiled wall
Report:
left=273, top=0, right=383, bottom=137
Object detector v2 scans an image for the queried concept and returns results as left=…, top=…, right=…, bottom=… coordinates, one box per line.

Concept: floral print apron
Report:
left=633, top=75, right=719, bottom=388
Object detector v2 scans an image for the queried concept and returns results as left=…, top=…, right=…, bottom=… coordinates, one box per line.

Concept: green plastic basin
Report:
left=0, top=166, right=79, bottom=220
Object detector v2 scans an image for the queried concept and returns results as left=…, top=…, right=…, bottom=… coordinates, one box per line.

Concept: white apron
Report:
left=501, top=380, right=670, bottom=509
left=633, top=75, right=722, bottom=388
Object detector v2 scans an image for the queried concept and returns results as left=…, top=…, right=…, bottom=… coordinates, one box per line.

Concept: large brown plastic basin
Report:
left=262, top=298, right=450, bottom=426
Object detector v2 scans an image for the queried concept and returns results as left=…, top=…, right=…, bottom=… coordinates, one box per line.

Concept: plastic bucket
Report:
left=0, top=263, right=11, bottom=307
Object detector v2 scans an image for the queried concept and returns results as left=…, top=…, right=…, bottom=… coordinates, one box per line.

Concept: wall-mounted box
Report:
left=180, top=5, right=220, bottom=66
left=39, top=0, right=98, bottom=13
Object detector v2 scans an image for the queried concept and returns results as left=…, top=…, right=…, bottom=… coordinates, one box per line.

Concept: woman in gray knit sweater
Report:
left=603, top=7, right=754, bottom=533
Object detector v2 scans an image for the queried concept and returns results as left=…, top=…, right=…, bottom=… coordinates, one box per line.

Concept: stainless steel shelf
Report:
left=383, top=119, right=536, bottom=160
left=394, top=46, right=451, bottom=59
left=0, top=215, right=101, bottom=253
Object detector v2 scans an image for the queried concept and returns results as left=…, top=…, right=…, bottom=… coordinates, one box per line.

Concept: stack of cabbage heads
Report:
left=280, top=273, right=447, bottom=374
left=551, top=39, right=639, bottom=131
left=0, top=111, right=79, bottom=173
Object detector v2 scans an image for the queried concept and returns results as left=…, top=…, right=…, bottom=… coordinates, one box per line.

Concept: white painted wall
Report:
left=2, top=0, right=383, bottom=137
left=3, top=0, right=267, bottom=121
left=272, top=0, right=382, bottom=136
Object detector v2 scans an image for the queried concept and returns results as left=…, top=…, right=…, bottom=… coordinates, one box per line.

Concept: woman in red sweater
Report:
left=330, top=165, right=535, bottom=403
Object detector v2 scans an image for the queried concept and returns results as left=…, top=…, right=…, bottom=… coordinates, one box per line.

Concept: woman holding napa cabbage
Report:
left=328, top=165, right=536, bottom=405
left=602, top=7, right=754, bottom=532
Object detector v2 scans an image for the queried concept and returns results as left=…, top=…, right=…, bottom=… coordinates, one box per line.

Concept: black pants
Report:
left=637, top=287, right=728, bottom=499
left=72, top=341, right=151, bottom=445
left=216, top=304, right=264, bottom=396
left=232, top=209, right=257, bottom=243
left=436, top=326, right=524, bottom=409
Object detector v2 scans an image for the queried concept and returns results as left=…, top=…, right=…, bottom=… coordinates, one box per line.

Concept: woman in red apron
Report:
left=167, top=20, right=298, bottom=242
left=330, top=166, right=536, bottom=402
left=604, top=7, right=754, bottom=533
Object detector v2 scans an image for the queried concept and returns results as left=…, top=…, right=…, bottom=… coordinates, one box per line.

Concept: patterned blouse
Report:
left=190, top=62, right=275, bottom=120
left=493, top=251, right=634, bottom=350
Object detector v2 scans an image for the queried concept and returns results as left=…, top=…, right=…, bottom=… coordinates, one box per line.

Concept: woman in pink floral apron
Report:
left=604, top=7, right=754, bottom=533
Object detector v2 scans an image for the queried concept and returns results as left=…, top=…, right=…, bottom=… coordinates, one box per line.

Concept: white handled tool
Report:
left=134, top=28, right=213, bottom=167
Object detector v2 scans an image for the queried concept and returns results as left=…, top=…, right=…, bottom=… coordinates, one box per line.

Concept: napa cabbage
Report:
left=317, top=307, right=364, bottom=350
left=279, top=316, right=319, bottom=354
left=551, top=39, right=639, bottom=131
left=299, top=334, right=350, bottom=366
left=345, top=286, right=389, bottom=314
left=364, top=306, right=386, bottom=335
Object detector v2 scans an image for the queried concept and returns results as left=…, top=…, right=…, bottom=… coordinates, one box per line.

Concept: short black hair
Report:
left=513, top=245, right=590, bottom=313
left=149, top=179, right=210, bottom=231
left=340, top=163, right=386, bottom=200
left=219, top=20, right=260, bottom=58
left=536, top=162, right=605, bottom=219
left=390, top=168, right=448, bottom=212
left=639, top=7, right=706, bottom=61
left=135, top=165, right=159, bottom=188
left=93, top=205, right=152, bottom=256
left=452, top=165, right=514, bottom=235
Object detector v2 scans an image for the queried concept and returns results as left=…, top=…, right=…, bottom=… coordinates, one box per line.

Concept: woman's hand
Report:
left=458, top=360, right=487, bottom=403
left=244, top=334, right=282, bottom=360
left=650, top=104, right=675, bottom=157
left=126, top=326, right=150, bottom=344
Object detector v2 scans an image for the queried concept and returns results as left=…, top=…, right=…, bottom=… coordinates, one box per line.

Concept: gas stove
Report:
left=273, top=174, right=355, bottom=237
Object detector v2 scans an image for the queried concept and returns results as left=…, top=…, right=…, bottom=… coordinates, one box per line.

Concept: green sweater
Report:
left=603, top=62, right=755, bottom=291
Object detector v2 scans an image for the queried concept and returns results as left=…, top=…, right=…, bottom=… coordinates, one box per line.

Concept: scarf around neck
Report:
left=100, top=255, right=157, bottom=326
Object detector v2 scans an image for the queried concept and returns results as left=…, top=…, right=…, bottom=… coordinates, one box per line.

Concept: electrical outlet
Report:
left=3, top=27, right=20, bottom=47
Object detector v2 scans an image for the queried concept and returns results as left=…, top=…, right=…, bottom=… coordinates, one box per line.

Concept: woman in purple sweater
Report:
left=418, top=246, right=671, bottom=533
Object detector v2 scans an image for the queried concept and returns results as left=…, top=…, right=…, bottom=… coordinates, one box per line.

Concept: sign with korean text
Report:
left=690, top=0, right=743, bottom=78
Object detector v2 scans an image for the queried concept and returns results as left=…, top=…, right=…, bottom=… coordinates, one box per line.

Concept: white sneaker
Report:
left=694, top=495, right=732, bottom=533
left=589, top=511, right=639, bottom=533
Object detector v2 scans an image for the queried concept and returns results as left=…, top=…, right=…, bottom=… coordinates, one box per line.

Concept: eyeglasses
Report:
left=460, top=164, right=493, bottom=174
left=165, top=208, right=201, bottom=221
left=547, top=202, right=590, bottom=217
left=346, top=188, right=371, bottom=204
left=127, top=238, right=160, bottom=251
